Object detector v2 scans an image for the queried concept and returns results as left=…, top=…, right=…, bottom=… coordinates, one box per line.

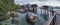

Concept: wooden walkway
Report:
left=53, top=10, right=60, bottom=25
left=43, top=9, right=60, bottom=25
left=56, top=14, right=60, bottom=25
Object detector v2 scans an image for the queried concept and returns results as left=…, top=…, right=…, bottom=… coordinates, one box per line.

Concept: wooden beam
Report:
left=43, top=13, right=56, bottom=25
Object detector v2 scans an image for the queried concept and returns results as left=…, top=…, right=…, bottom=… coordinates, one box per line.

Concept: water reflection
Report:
left=1, top=5, right=49, bottom=25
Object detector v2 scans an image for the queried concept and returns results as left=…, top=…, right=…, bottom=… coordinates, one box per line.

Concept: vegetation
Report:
left=0, top=0, right=19, bottom=19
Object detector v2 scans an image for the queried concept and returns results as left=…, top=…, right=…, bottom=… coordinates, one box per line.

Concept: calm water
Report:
left=1, top=8, right=49, bottom=25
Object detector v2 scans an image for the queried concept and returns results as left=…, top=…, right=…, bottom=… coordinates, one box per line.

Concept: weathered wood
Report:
left=43, top=13, right=56, bottom=25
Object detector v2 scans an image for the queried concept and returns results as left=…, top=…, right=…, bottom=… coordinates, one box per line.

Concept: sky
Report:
left=14, top=0, right=60, bottom=6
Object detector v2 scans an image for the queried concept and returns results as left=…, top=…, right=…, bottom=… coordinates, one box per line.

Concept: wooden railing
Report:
left=43, top=12, right=57, bottom=25
left=43, top=13, right=56, bottom=25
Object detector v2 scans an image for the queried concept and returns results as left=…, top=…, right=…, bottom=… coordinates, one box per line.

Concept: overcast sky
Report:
left=14, top=0, right=60, bottom=6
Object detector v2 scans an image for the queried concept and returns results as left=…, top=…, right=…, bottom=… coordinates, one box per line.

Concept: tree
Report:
left=0, top=0, right=19, bottom=19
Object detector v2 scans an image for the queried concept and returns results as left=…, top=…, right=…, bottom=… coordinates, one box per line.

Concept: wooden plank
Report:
left=43, top=13, right=56, bottom=25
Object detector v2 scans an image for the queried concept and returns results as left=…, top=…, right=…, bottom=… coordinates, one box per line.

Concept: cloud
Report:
left=45, top=0, right=60, bottom=6
left=14, top=0, right=60, bottom=6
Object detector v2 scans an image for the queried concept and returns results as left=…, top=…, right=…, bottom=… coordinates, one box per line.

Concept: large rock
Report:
left=26, top=12, right=38, bottom=24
